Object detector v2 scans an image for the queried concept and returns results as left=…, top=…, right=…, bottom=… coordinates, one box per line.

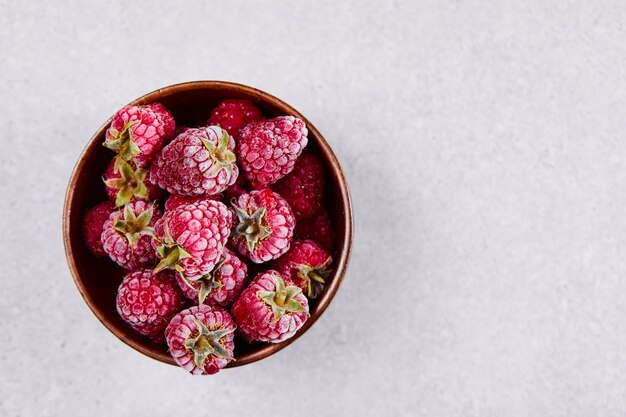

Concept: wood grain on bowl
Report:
left=63, top=81, right=353, bottom=368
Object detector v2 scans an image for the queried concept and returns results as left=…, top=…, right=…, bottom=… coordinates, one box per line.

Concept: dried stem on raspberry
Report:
left=113, top=204, right=154, bottom=246
left=184, top=318, right=235, bottom=369
left=104, top=160, right=150, bottom=207
left=180, top=258, right=226, bottom=305
left=201, top=128, right=236, bottom=175
left=258, top=274, right=306, bottom=321
left=231, top=203, right=272, bottom=252
left=299, top=264, right=331, bottom=299
left=103, top=121, right=141, bottom=169
left=153, top=224, right=192, bottom=275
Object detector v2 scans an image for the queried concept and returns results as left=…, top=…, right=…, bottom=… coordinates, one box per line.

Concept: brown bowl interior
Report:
left=63, top=81, right=352, bottom=367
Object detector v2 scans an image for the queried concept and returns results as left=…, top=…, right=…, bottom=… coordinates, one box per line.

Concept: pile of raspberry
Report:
left=82, top=99, right=336, bottom=375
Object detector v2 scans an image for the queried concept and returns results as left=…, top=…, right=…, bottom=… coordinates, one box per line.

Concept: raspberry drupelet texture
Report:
left=152, top=200, right=232, bottom=281
left=231, top=271, right=309, bottom=343
left=207, top=99, right=264, bottom=137
left=101, top=201, right=162, bottom=270
left=165, top=305, right=236, bottom=375
left=116, top=269, right=186, bottom=343
left=230, top=189, right=295, bottom=263
left=103, top=158, right=161, bottom=207
left=104, top=103, right=175, bottom=167
left=164, top=194, right=220, bottom=212
left=238, top=116, right=308, bottom=188
left=83, top=201, right=116, bottom=257
left=176, top=247, right=248, bottom=307
left=272, top=152, right=325, bottom=220
left=294, top=207, right=335, bottom=252
left=150, top=126, right=239, bottom=196
left=273, top=239, right=332, bottom=299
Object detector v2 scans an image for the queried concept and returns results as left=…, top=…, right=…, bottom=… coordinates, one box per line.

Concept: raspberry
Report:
left=83, top=201, right=116, bottom=257
left=165, top=305, right=236, bottom=375
left=153, top=200, right=232, bottom=280
left=104, top=104, right=175, bottom=167
left=272, top=152, right=325, bottom=220
left=116, top=269, right=185, bottom=343
left=294, top=207, right=335, bottom=252
left=164, top=194, right=220, bottom=212
left=103, top=158, right=161, bottom=207
left=207, top=99, right=264, bottom=137
left=238, top=116, right=308, bottom=188
left=101, top=201, right=162, bottom=270
left=273, top=239, right=332, bottom=299
left=230, top=189, right=295, bottom=263
left=176, top=247, right=248, bottom=307
left=150, top=127, right=239, bottom=196
left=231, top=271, right=309, bottom=343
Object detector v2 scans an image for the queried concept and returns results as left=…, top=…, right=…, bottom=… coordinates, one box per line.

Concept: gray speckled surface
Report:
left=2, top=1, right=626, bottom=415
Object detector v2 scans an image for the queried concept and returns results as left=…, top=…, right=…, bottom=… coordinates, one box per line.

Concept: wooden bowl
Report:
left=63, top=81, right=352, bottom=368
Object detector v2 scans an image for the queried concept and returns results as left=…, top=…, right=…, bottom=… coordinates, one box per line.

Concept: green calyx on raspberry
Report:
left=184, top=318, right=235, bottom=369
left=104, top=160, right=150, bottom=207
left=113, top=204, right=154, bottom=246
left=180, top=258, right=226, bottom=305
left=298, top=263, right=331, bottom=299
left=231, top=203, right=272, bottom=252
left=201, top=129, right=236, bottom=175
left=258, top=274, right=305, bottom=321
left=103, top=121, right=140, bottom=169
left=153, top=224, right=192, bottom=275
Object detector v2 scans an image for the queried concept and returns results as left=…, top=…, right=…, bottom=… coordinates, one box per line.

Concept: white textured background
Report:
left=2, top=1, right=626, bottom=415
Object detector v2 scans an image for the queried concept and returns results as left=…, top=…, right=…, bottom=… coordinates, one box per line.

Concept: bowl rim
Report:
left=63, top=80, right=353, bottom=368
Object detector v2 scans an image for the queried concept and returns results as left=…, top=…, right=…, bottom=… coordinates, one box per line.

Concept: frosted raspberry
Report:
left=230, top=189, right=295, bottom=263
left=103, top=158, right=161, bottom=207
left=273, top=239, right=332, bottom=298
left=151, top=126, right=239, bottom=196
left=272, top=152, right=325, bottom=220
left=116, top=269, right=186, bottom=343
left=104, top=103, right=175, bottom=167
left=152, top=200, right=232, bottom=280
left=231, top=271, right=309, bottom=343
left=176, top=247, right=247, bottom=307
left=101, top=201, right=162, bottom=270
left=83, top=201, right=116, bottom=257
left=207, top=99, right=264, bottom=137
left=165, top=305, right=236, bottom=375
left=294, top=207, right=335, bottom=251
left=238, top=116, right=308, bottom=188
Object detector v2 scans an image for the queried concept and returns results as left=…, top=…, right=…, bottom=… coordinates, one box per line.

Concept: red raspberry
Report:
left=273, top=239, right=332, bottom=299
left=207, top=99, right=264, bottom=137
left=103, top=158, right=161, bottom=207
left=153, top=200, right=232, bottom=280
left=294, top=207, right=335, bottom=252
left=230, top=189, right=295, bottom=263
left=272, top=152, right=325, bottom=220
left=238, top=116, right=308, bottom=188
left=150, top=127, right=239, bottom=196
left=104, top=104, right=175, bottom=167
left=165, top=305, right=236, bottom=375
left=176, top=247, right=248, bottom=307
left=231, top=271, right=309, bottom=343
left=164, top=194, right=220, bottom=212
left=147, top=103, right=176, bottom=139
left=101, top=201, right=162, bottom=270
left=83, top=201, right=116, bottom=257
left=116, top=269, right=185, bottom=343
